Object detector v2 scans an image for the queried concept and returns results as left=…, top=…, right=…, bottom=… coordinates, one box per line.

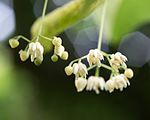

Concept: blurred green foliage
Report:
left=0, top=46, right=34, bottom=120
left=111, top=0, right=150, bottom=44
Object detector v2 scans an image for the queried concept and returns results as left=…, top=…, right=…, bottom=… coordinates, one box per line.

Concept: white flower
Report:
left=54, top=45, right=65, bottom=57
left=110, top=52, right=127, bottom=68
left=75, top=77, right=87, bottom=92
left=73, top=62, right=88, bottom=78
left=28, top=42, right=44, bottom=63
left=87, top=49, right=104, bottom=66
left=86, top=76, right=105, bottom=94
left=113, top=74, right=128, bottom=91
left=105, top=79, right=116, bottom=93
left=105, top=74, right=130, bottom=93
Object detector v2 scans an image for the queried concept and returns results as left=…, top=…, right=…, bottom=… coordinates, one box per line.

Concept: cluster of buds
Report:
left=9, top=35, right=69, bottom=65
left=65, top=49, right=134, bottom=94
left=51, top=37, right=68, bottom=62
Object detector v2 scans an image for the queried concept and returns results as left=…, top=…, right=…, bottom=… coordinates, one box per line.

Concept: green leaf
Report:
left=31, top=0, right=104, bottom=52
left=110, top=0, right=150, bottom=45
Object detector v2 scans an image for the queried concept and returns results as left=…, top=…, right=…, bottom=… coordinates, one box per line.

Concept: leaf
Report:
left=31, top=0, right=104, bottom=52
left=110, top=0, right=150, bottom=45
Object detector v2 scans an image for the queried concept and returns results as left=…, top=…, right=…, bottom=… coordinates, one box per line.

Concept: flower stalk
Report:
left=38, top=0, right=48, bottom=36
left=95, top=0, right=107, bottom=76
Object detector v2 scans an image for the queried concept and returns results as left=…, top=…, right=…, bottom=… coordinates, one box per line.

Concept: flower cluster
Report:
left=51, top=37, right=68, bottom=62
left=105, top=73, right=131, bottom=93
left=19, top=41, right=44, bottom=65
left=9, top=35, right=69, bottom=65
left=65, top=49, right=134, bottom=94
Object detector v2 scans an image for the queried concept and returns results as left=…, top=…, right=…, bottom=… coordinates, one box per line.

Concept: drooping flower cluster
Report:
left=19, top=41, right=44, bottom=65
left=51, top=37, right=68, bottom=62
left=65, top=49, right=134, bottom=94
left=9, top=35, right=69, bottom=65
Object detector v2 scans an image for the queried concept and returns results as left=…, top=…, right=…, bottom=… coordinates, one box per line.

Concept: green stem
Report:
left=17, top=35, right=31, bottom=43
left=101, top=64, right=112, bottom=71
left=95, top=63, right=112, bottom=76
left=97, top=0, right=107, bottom=50
left=95, top=67, right=99, bottom=76
left=88, top=65, right=96, bottom=71
left=105, top=55, right=119, bottom=76
left=39, top=35, right=53, bottom=41
left=69, top=55, right=87, bottom=66
left=38, top=0, right=48, bottom=36
left=106, top=55, right=112, bottom=67
left=101, top=51, right=110, bottom=56
left=95, top=0, right=107, bottom=76
left=88, top=63, right=112, bottom=72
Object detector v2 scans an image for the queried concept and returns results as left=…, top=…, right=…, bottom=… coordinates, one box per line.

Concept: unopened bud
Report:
left=61, top=51, right=68, bottom=60
left=75, top=78, right=87, bottom=92
left=52, top=37, right=62, bottom=46
left=51, top=54, right=58, bottom=62
left=54, top=45, right=64, bottom=56
left=34, top=58, right=42, bottom=66
left=65, top=66, right=73, bottom=76
left=124, top=68, right=134, bottom=79
left=19, top=50, right=29, bottom=62
left=9, top=38, right=19, bottom=48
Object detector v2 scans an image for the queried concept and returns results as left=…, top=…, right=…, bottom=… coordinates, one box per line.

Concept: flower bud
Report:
left=51, top=54, right=58, bottom=62
left=61, top=51, right=68, bottom=60
left=19, top=50, right=29, bottom=62
left=124, top=68, right=134, bottom=79
left=52, top=37, right=62, bottom=46
left=75, top=77, right=87, bottom=92
left=65, top=66, right=73, bottom=76
left=54, top=45, right=64, bottom=56
left=34, top=58, right=42, bottom=66
left=105, top=79, right=115, bottom=93
left=9, top=38, right=19, bottom=48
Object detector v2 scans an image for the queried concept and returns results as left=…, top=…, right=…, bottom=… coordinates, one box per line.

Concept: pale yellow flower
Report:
left=73, top=62, right=88, bottom=78
left=86, top=76, right=105, bottom=94
left=110, top=52, right=127, bottom=68
left=28, top=42, right=44, bottom=63
left=54, top=45, right=65, bottom=57
left=87, top=49, right=104, bottom=66
left=75, top=77, right=87, bottom=92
